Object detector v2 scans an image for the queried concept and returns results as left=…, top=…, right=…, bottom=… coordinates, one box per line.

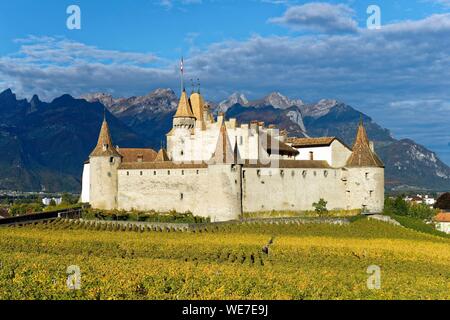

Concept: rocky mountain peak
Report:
left=302, top=99, right=340, bottom=118
left=217, top=92, right=249, bottom=113
left=0, top=88, right=16, bottom=102
left=262, top=92, right=304, bottom=109
left=82, top=93, right=115, bottom=108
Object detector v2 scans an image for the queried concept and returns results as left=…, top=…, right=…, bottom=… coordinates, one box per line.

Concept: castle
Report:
left=81, top=88, right=385, bottom=221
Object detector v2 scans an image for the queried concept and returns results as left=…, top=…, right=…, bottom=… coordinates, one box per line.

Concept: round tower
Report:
left=345, top=120, right=385, bottom=213
left=173, top=90, right=196, bottom=129
left=89, top=116, right=122, bottom=210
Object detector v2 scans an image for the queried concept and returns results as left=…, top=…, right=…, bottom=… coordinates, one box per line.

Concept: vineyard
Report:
left=0, top=218, right=449, bottom=300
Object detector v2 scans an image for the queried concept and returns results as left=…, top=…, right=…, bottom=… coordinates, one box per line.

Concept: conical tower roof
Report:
left=155, top=148, right=170, bottom=162
left=174, top=90, right=195, bottom=119
left=90, top=117, right=121, bottom=157
left=346, top=121, right=384, bottom=167
left=190, top=92, right=205, bottom=122
left=210, top=124, right=235, bottom=164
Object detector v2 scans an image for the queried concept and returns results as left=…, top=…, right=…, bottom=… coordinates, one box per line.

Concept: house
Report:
left=434, top=212, right=450, bottom=234
left=42, top=197, right=62, bottom=206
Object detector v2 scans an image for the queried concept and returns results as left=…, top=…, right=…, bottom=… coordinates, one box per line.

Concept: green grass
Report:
left=242, top=209, right=361, bottom=219
left=388, top=214, right=450, bottom=239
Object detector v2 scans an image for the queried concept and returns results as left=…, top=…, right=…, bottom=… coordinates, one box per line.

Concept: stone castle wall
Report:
left=89, top=156, right=121, bottom=210
left=116, top=164, right=242, bottom=222
left=242, top=167, right=347, bottom=212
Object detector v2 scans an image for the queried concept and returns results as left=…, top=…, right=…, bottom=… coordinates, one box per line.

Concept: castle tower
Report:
left=346, top=120, right=384, bottom=213
left=190, top=91, right=206, bottom=130
left=210, top=123, right=236, bottom=164
left=89, top=116, right=121, bottom=210
left=173, top=90, right=196, bottom=129
left=155, top=148, right=170, bottom=162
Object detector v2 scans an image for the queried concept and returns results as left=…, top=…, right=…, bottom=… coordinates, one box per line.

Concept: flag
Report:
left=180, top=57, right=184, bottom=74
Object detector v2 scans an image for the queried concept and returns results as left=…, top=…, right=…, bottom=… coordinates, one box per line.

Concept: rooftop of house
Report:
left=118, top=148, right=157, bottom=163
left=435, top=212, right=450, bottom=223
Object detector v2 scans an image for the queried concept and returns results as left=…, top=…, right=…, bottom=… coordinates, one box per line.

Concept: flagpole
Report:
left=180, top=57, right=184, bottom=92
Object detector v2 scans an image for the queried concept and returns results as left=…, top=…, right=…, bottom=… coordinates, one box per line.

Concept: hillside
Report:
left=0, top=89, right=146, bottom=192
left=0, top=218, right=449, bottom=299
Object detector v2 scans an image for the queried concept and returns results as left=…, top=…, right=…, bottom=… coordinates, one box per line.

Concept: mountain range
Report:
left=0, top=88, right=449, bottom=192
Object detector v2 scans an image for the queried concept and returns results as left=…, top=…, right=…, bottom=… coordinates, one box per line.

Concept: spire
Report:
left=346, top=120, right=384, bottom=167
left=190, top=91, right=205, bottom=123
left=90, top=117, right=121, bottom=157
left=233, top=138, right=242, bottom=164
left=210, top=124, right=235, bottom=164
left=174, top=90, right=195, bottom=118
left=155, top=148, right=170, bottom=162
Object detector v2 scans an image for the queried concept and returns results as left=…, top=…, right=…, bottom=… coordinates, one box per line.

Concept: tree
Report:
left=49, top=199, right=57, bottom=206
left=435, top=193, right=450, bottom=210
left=313, top=198, right=328, bottom=215
left=384, top=196, right=408, bottom=216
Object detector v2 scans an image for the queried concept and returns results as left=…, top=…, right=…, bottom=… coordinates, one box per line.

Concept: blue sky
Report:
left=1, top=0, right=450, bottom=164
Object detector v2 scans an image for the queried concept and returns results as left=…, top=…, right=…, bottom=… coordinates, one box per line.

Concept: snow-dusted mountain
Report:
left=73, top=88, right=450, bottom=191
left=217, top=92, right=304, bottom=113
left=247, top=92, right=304, bottom=110
left=217, top=92, right=249, bottom=113
left=82, top=88, right=179, bottom=116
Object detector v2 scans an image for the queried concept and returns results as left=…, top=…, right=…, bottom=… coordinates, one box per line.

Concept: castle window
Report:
left=324, top=170, right=328, bottom=177
left=168, top=170, right=171, bottom=175
left=140, top=171, right=143, bottom=176
left=365, top=172, right=369, bottom=180
left=182, top=170, right=184, bottom=175
left=313, top=171, right=317, bottom=177
left=302, top=170, right=307, bottom=178
left=196, top=170, right=199, bottom=175
left=137, top=155, right=144, bottom=162
left=109, top=157, right=114, bottom=164
left=103, top=144, right=108, bottom=151
left=257, top=170, right=261, bottom=177
left=280, top=170, right=284, bottom=177
left=126, top=171, right=129, bottom=176
left=291, top=171, right=295, bottom=177
left=309, top=151, right=314, bottom=160
left=370, top=190, right=374, bottom=197
left=180, top=193, right=184, bottom=200
left=153, top=171, right=156, bottom=175
left=243, top=170, right=246, bottom=179
left=181, top=150, right=184, bottom=156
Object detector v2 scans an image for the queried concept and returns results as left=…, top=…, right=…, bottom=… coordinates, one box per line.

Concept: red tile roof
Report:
left=119, top=148, right=157, bottom=163
left=435, top=212, right=450, bottom=222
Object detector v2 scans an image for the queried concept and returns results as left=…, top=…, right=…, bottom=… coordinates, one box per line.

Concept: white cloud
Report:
left=269, top=2, right=358, bottom=33
left=2, top=13, right=450, bottom=163
left=157, top=0, right=202, bottom=10
left=0, top=36, right=175, bottom=100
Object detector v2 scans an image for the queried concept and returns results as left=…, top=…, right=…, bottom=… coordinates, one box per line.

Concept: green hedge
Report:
left=82, top=208, right=210, bottom=224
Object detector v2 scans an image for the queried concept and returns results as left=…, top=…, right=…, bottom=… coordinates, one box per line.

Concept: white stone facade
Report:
left=82, top=90, right=385, bottom=221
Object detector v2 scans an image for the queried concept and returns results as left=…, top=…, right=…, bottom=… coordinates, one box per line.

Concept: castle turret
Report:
left=190, top=92, right=206, bottom=130
left=346, top=120, right=384, bottom=168
left=346, top=120, right=384, bottom=213
left=88, top=116, right=121, bottom=210
left=173, top=90, right=196, bottom=129
left=207, top=123, right=243, bottom=220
